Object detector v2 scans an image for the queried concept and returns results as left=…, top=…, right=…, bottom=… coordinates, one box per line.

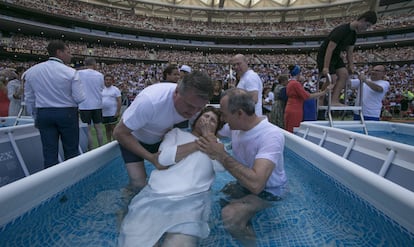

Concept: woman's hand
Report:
left=199, top=117, right=214, bottom=137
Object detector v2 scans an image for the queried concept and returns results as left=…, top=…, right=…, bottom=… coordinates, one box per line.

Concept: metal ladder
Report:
left=318, top=74, right=368, bottom=135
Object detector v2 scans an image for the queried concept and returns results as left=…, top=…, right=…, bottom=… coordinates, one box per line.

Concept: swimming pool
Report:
left=294, top=121, right=414, bottom=193
left=0, top=116, right=89, bottom=187
left=298, top=120, right=414, bottom=146
left=1, top=143, right=413, bottom=246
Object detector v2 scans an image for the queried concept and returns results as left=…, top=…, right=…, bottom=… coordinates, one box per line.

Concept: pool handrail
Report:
left=294, top=121, right=414, bottom=192
left=284, top=130, right=414, bottom=235
left=0, top=131, right=413, bottom=237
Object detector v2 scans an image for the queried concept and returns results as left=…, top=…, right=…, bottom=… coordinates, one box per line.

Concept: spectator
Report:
left=209, top=79, right=223, bottom=104
left=179, top=64, right=192, bottom=82
left=102, top=74, right=121, bottom=142
left=78, top=57, right=105, bottom=150
left=269, top=74, right=288, bottom=128
left=24, top=40, right=85, bottom=168
left=161, top=64, right=180, bottom=83
left=284, top=65, right=331, bottom=132
left=7, top=67, right=25, bottom=116
left=0, top=73, right=10, bottom=117
left=351, top=65, right=390, bottom=121
left=231, top=54, right=263, bottom=116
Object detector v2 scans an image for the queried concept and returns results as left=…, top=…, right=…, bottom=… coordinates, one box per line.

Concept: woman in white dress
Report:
left=118, top=106, right=225, bottom=247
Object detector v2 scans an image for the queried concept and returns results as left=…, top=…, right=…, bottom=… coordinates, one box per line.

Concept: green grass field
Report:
left=89, top=125, right=110, bottom=149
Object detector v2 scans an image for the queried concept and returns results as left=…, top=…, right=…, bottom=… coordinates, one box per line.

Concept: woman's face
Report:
left=195, top=110, right=219, bottom=134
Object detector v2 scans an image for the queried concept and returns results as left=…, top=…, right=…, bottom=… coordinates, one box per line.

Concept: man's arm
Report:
left=113, top=120, right=162, bottom=168
left=197, top=136, right=274, bottom=194
left=115, top=96, right=121, bottom=117
left=160, top=117, right=213, bottom=165
left=358, top=74, right=383, bottom=92
left=71, top=71, right=86, bottom=104
left=159, top=132, right=199, bottom=165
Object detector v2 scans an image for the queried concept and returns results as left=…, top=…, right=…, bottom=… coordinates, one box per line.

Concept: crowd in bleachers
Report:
left=3, top=34, right=414, bottom=65
left=1, top=54, right=413, bottom=118
left=6, top=0, right=414, bottom=37
left=1, top=0, right=413, bottom=118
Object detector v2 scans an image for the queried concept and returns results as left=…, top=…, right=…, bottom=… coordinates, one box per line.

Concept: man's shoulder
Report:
left=260, top=119, right=284, bottom=136
left=240, top=70, right=262, bottom=86
left=333, top=23, right=350, bottom=32
left=142, top=83, right=176, bottom=94
left=376, top=79, right=390, bottom=88
left=78, top=68, right=103, bottom=76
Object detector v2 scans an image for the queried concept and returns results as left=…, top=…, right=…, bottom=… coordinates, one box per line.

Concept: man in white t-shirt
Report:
left=78, top=57, right=104, bottom=150
left=198, top=88, right=287, bottom=246
left=102, top=74, right=121, bottom=142
left=231, top=54, right=263, bottom=116
left=113, top=71, right=214, bottom=193
left=351, top=65, right=390, bottom=121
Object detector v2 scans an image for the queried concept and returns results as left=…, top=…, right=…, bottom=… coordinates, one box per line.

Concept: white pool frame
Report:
left=294, top=121, right=414, bottom=192
left=0, top=117, right=88, bottom=187
left=0, top=133, right=413, bottom=236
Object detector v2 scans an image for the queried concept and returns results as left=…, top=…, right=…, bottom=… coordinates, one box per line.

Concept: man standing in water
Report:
left=113, top=71, right=214, bottom=194
left=198, top=88, right=287, bottom=246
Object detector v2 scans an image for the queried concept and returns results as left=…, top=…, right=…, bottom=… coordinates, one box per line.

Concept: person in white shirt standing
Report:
left=24, top=40, right=85, bottom=168
left=231, top=54, right=263, bottom=116
left=102, top=74, right=121, bottom=142
left=78, top=57, right=104, bottom=150
left=351, top=65, right=390, bottom=121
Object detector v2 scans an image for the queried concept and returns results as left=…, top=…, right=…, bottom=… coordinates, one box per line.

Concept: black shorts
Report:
left=219, top=181, right=282, bottom=207
left=102, top=116, right=118, bottom=125
left=119, top=140, right=161, bottom=163
left=79, top=109, right=103, bottom=124
left=316, top=52, right=345, bottom=75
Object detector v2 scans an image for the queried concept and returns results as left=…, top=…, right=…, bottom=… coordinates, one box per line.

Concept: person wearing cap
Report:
left=179, top=65, right=192, bottom=82
left=284, top=65, right=332, bottom=133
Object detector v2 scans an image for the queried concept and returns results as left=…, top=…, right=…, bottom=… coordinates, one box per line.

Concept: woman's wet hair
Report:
left=191, top=106, right=224, bottom=134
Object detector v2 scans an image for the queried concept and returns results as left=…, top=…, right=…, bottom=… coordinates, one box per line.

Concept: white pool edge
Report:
left=1, top=133, right=413, bottom=236
left=285, top=130, right=414, bottom=234
left=0, top=141, right=120, bottom=227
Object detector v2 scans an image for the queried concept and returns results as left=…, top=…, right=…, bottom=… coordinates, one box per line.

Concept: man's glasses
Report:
left=372, top=69, right=385, bottom=72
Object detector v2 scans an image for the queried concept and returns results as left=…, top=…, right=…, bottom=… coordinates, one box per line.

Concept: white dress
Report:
left=118, top=128, right=224, bottom=247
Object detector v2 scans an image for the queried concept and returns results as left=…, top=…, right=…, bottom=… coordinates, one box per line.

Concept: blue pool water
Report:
left=366, top=131, right=414, bottom=146
left=0, top=149, right=413, bottom=246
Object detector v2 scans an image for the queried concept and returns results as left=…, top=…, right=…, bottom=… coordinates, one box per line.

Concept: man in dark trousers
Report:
left=24, top=40, right=85, bottom=168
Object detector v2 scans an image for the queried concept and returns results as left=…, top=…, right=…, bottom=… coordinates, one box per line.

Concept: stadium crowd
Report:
left=6, top=0, right=414, bottom=37
left=1, top=1, right=413, bottom=119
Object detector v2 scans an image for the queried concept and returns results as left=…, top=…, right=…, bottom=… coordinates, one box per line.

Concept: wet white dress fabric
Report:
left=118, top=128, right=224, bottom=247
